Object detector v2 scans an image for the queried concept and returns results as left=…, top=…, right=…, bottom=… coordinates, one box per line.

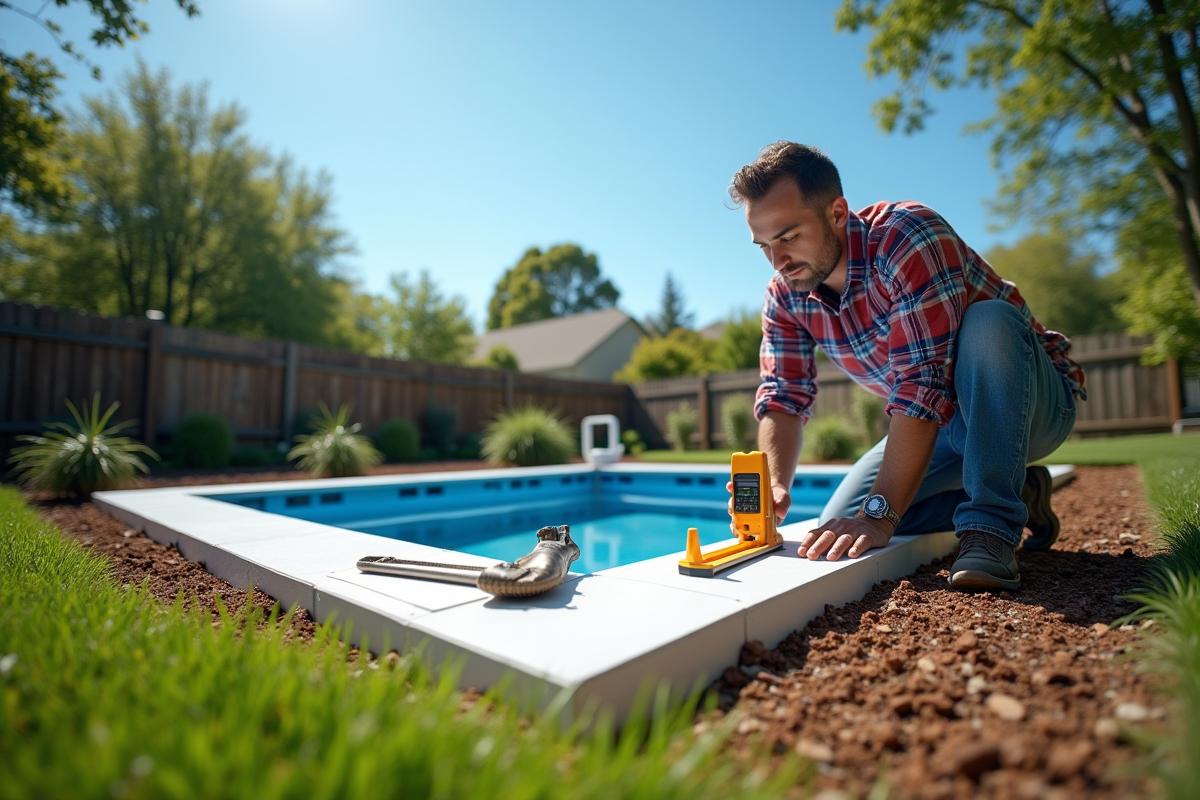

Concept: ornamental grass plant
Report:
left=7, top=393, right=157, bottom=497
left=0, top=487, right=804, bottom=798
left=481, top=405, right=575, bottom=467
left=288, top=404, right=382, bottom=478
left=666, top=402, right=698, bottom=452
left=720, top=394, right=755, bottom=452
left=801, top=415, right=859, bottom=461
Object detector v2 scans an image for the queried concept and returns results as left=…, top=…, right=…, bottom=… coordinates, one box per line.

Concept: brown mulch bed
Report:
left=22, top=463, right=1164, bottom=797
left=710, top=465, right=1162, bottom=799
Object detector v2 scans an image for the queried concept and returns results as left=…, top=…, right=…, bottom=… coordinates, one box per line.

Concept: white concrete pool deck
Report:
left=93, top=462, right=1075, bottom=720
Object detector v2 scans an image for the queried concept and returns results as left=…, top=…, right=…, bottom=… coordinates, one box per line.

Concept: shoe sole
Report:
left=1021, top=466, right=1059, bottom=551
left=949, top=569, right=1022, bottom=592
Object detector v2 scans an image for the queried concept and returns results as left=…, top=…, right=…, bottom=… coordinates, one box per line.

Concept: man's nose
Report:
left=769, top=248, right=789, bottom=272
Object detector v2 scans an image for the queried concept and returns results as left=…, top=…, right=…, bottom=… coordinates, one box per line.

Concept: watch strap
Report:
left=861, top=494, right=900, bottom=527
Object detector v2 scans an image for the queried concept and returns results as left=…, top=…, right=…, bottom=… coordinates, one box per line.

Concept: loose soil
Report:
left=21, top=463, right=1165, bottom=798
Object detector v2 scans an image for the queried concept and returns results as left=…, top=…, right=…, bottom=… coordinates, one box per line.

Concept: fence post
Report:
left=280, top=341, right=299, bottom=444
left=141, top=323, right=163, bottom=446
left=1167, top=356, right=1183, bottom=423
left=698, top=373, right=710, bottom=450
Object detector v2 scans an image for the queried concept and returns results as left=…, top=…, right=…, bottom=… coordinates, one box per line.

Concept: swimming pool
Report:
left=211, top=464, right=847, bottom=573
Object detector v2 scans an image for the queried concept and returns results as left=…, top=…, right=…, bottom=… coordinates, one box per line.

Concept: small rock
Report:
left=917, top=656, right=937, bottom=673
left=966, top=676, right=991, bottom=696
left=1032, top=669, right=1074, bottom=687
left=950, top=740, right=1001, bottom=779
left=875, top=623, right=893, bottom=633
left=122, top=530, right=135, bottom=538
left=1091, top=622, right=1110, bottom=637
left=885, top=654, right=906, bottom=673
left=1115, top=702, right=1149, bottom=722
left=918, top=693, right=956, bottom=717
left=795, top=738, right=835, bottom=763
left=953, top=631, right=978, bottom=653
left=875, top=723, right=902, bottom=749
left=811, top=790, right=850, bottom=800
left=1046, top=741, right=1095, bottom=781
left=986, top=693, right=1026, bottom=721
left=736, top=717, right=764, bottom=735
left=889, top=695, right=914, bottom=715
left=960, top=661, right=975, bottom=677
left=1118, top=532, right=1141, bottom=541
left=1093, top=718, right=1119, bottom=739
left=692, top=721, right=709, bottom=737
left=1140, top=619, right=1157, bottom=630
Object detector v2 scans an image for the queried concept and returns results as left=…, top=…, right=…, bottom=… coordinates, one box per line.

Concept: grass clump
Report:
left=720, top=394, right=756, bottom=452
left=802, top=415, right=859, bottom=461
left=172, top=412, right=234, bottom=469
left=7, top=393, right=157, bottom=497
left=481, top=405, right=576, bottom=467
left=375, top=418, right=420, bottom=463
left=289, top=403, right=382, bottom=478
left=0, top=487, right=803, bottom=798
left=667, top=402, right=698, bottom=451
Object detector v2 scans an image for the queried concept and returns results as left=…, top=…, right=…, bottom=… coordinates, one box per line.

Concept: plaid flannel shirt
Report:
left=755, top=201, right=1086, bottom=427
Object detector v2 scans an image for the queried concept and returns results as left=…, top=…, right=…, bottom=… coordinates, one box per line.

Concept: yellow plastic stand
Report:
left=678, top=451, right=784, bottom=577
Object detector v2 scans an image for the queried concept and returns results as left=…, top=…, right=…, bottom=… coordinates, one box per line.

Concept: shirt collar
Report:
left=845, top=208, right=869, bottom=285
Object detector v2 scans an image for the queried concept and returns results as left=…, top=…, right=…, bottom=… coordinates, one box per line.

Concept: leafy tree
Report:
left=478, top=344, right=520, bottom=371
left=711, top=309, right=763, bottom=371
left=487, top=244, right=619, bottom=329
left=380, top=270, right=474, bottom=364
left=644, top=273, right=694, bottom=337
left=836, top=0, right=1200, bottom=313
left=983, top=232, right=1123, bottom=335
left=1, top=0, right=200, bottom=215
left=3, top=63, right=352, bottom=345
left=614, top=328, right=714, bottom=382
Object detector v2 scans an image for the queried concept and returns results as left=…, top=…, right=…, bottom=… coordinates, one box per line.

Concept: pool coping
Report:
left=93, top=462, right=1075, bottom=721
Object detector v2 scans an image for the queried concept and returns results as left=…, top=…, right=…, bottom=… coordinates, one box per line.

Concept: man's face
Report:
left=746, top=178, right=845, bottom=293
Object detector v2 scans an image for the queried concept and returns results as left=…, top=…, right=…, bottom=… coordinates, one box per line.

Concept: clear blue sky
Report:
left=5, top=0, right=1021, bottom=329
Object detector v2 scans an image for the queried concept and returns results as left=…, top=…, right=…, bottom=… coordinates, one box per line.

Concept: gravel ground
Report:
left=21, top=463, right=1164, bottom=798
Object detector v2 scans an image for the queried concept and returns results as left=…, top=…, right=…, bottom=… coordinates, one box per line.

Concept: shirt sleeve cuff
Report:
left=885, top=385, right=955, bottom=427
left=755, top=383, right=814, bottom=422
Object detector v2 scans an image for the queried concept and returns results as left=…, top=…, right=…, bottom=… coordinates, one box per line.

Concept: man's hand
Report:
left=726, top=482, right=792, bottom=535
left=798, top=516, right=892, bottom=561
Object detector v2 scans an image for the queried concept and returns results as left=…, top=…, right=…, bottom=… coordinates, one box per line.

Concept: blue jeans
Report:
left=818, top=300, right=1078, bottom=546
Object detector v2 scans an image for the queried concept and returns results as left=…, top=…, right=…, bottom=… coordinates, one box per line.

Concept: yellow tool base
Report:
left=677, top=541, right=783, bottom=577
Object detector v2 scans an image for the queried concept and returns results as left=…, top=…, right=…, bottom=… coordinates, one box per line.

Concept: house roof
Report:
left=474, top=308, right=643, bottom=372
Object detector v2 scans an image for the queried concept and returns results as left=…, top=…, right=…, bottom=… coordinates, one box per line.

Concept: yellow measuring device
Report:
left=678, top=451, right=784, bottom=577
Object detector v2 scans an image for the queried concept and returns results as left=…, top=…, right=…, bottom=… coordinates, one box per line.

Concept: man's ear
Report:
left=827, top=196, right=850, bottom=229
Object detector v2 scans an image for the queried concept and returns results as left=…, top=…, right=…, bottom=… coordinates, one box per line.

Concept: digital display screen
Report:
left=732, top=473, right=760, bottom=514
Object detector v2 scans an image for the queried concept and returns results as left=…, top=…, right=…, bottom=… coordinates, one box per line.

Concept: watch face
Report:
left=865, top=495, right=885, bottom=516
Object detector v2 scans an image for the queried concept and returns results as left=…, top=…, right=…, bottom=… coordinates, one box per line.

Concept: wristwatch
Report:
left=860, top=494, right=900, bottom=527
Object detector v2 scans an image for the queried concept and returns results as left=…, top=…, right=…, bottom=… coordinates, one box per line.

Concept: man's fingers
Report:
left=805, top=530, right=838, bottom=560
left=826, top=533, right=856, bottom=561
left=847, top=534, right=873, bottom=558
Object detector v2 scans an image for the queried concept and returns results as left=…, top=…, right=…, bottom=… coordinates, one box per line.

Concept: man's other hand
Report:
left=798, top=516, right=892, bottom=561
left=726, top=481, right=792, bottom=535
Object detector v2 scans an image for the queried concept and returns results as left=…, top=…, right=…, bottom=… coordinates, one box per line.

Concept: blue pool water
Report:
left=212, top=467, right=845, bottom=573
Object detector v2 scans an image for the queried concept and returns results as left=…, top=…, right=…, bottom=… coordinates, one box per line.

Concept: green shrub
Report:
left=229, top=445, right=284, bottom=468
left=803, top=415, right=859, bottom=461
left=720, top=394, right=755, bottom=452
left=376, top=418, right=421, bottom=463
left=288, top=404, right=383, bottom=478
left=7, top=393, right=157, bottom=497
left=421, top=406, right=459, bottom=455
left=666, top=402, right=698, bottom=452
left=173, top=412, right=235, bottom=469
left=452, top=432, right=483, bottom=460
left=479, top=345, right=520, bottom=371
left=850, top=388, right=887, bottom=446
left=481, top=406, right=576, bottom=467
left=621, top=429, right=647, bottom=456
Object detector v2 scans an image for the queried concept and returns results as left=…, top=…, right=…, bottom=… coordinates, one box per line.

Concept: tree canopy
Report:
left=378, top=270, right=475, bottom=365
left=1, top=0, right=200, bottom=215
left=614, top=328, right=714, bottom=383
left=486, top=244, right=619, bottom=330
left=644, top=273, right=694, bottom=337
left=836, top=0, right=1200, bottom=337
left=711, top=309, right=763, bottom=372
left=983, top=232, right=1123, bottom=336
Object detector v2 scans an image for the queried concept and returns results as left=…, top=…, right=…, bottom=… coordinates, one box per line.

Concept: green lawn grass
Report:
left=0, top=487, right=804, bottom=799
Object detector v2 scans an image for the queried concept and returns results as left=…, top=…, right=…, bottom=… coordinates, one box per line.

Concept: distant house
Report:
left=474, top=308, right=646, bottom=382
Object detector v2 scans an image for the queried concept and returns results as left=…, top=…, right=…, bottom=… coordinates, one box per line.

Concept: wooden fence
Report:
left=0, top=302, right=1187, bottom=463
left=628, top=332, right=1188, bottom=448
left=0, top=303, right=628, bottom=460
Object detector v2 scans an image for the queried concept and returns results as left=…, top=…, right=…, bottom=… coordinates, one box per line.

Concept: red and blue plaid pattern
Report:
left=755, top=201, right=1086, bottom=427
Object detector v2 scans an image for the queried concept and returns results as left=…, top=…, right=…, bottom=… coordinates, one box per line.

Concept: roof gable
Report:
left=474, top=308, right=642, bottom=372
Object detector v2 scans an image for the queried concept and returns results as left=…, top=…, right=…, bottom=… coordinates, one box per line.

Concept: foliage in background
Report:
left=375, top=418, right=420, bottom=464
left=375, top=270, right=474, bottom=364
left=0, top=62, right=354, bottom=347
left=666, top=402, right=698, bottom=452
left=850, top=388, right=886, bottom=447
left=984, top=232, right=1123, bottom=336
left=615, top=328, right=714, bottom=382
left=0, top=0, right=199, bottom=215
left=802, top=416, right=859, bottom=462
left=288, top=404, right=381, bottom=478
left=7, top=393, right=156, bottom=496
left=836, top=0, right=1200, bottom=349
left=621, top=428, right=647, bottom=456
left=711, top=309, right=763, bottom=372
left=229, top=445, right=285, bottom=468
left=644, top=273, right=695, bottom=337
left=478, top=344, right=520, bottom=371
left=720, top=394, right=756, bottom=452
left=487, top=244, right=619, bottom=330
left=420, top=406, right=459, bottom=457
left=171, top=412, right=234, bottom=469
left=481, top=405, right=576, bottom=467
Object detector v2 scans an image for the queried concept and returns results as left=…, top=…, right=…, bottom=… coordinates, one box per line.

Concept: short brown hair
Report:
left=729, top=141, right=843, bottom=210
